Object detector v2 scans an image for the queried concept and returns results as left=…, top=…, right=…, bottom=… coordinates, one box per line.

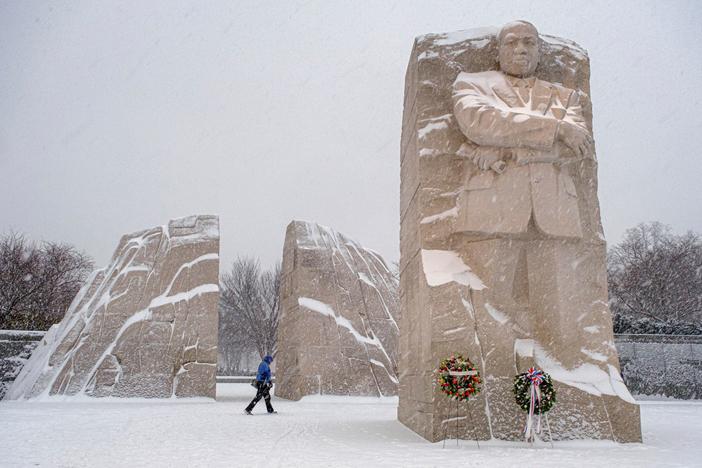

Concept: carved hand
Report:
left=557, top=122, right=594, bottom=159
left=475, top=152, right=500, bottom=171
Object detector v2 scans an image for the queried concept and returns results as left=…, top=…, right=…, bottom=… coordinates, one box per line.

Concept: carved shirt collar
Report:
left=506, top=75, right=537, bottom=88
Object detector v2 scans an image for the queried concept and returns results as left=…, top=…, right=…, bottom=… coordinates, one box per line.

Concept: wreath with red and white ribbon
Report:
left=514, top=367, right=556, bottom=414
left=514, top=367, right=557, bottom=439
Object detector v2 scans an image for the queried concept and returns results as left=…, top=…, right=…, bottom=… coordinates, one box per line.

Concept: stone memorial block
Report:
left=276, top=221, right=399, bottom=400
left=399, top=21, right=641, bottom=442
left=7, top=215, right=219, bottom=399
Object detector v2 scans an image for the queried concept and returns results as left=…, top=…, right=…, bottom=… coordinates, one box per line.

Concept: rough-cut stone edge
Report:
left=276, top=220, right=399, bottom=401
left=6, top=215, right=220, bottom=400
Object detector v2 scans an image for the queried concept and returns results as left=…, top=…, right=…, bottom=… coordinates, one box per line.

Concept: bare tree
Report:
left=258, top=262, right=281, bottom=355
left=219, top=257, right=281, bottom=361
left=217, top=319, right=254, bottom=375
left=0, top=232, right=94, bottom=330
left=607, top=222, right=702, bottom=334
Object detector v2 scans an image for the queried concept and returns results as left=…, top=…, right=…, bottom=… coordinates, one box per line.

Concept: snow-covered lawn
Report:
left=1, top=384, right=700, bottom=467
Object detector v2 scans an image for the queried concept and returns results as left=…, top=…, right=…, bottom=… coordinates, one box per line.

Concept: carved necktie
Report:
left=515, top=79, right=531, bottom=104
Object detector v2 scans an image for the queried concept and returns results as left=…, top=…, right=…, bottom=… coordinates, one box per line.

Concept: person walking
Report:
left=245, top=355, right=276, bottom=415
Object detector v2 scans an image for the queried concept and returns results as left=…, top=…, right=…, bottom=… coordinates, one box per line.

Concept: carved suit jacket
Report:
left=452, top=70, right=590, bottom=239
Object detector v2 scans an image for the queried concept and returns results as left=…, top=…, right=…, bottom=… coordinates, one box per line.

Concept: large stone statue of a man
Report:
left=453, top=20, right=593, bottom=239
left=398, top=20, right=641, bottom=443
left=452, top=21, right=604, bottom=360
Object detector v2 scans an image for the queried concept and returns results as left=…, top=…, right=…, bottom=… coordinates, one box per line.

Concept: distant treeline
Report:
left=2, top=222, right=701, bottom=338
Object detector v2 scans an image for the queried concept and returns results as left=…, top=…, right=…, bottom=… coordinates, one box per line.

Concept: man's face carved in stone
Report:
left=498, top=22, right=540, bottom=78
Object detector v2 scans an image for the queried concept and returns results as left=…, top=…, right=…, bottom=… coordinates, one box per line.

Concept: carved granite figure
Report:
left=7, top=215, right=219, bottom=399
left=452, top=20, right=599, bottom=364
left=454, top=21, right=593, bottom=240
left=398, top=21, right=642, bottom=442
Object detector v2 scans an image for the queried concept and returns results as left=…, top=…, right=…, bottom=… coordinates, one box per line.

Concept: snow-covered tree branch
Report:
left=607, top=222, right=702, bottom=335
left=0, top=232, right=94, bottom=330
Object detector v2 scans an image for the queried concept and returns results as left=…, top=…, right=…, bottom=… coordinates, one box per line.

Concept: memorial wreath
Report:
left=514, top=367, right=556, bottom=440
left=436, top=354, right=482, bottom=401
left=513, top=367, right=556, bottom=414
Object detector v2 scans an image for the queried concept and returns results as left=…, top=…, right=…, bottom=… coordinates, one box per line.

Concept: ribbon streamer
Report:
left=524, top=367, right=544, bottom=441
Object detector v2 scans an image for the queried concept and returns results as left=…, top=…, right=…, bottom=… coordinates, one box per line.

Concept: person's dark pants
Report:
left=245, top=381, right=274, bottom=413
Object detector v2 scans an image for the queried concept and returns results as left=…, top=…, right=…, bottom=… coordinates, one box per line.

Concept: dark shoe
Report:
left=268, top=410, right=278, bottom=414
left=244, top=409, right=252, bottom=415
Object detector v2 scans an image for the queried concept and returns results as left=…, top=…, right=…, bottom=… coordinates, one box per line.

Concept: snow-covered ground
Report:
left=0, top=384, right=700, bottom=467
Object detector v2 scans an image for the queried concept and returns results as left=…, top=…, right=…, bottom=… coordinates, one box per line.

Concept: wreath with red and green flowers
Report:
left=436, top=354, right=482, bottom=401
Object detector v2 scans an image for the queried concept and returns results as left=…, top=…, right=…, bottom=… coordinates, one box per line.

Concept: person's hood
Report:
left=263, top=355, right=273, bottom=364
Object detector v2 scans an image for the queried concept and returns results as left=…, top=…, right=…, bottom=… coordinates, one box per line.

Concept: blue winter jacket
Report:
left=256, top=355, right=273, bottom=384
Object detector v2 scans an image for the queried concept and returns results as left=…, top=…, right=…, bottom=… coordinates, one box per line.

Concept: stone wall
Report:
left=0, top=330, right=45, bottom=399
left=6, top=215, right=219, bottom=400
left=276, top=221, right=399, bottom=400
left=616, top=334, right=702, bottom=399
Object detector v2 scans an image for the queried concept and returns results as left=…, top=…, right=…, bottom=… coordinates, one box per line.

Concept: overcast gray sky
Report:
left=2, top=0, right=701, bottom=271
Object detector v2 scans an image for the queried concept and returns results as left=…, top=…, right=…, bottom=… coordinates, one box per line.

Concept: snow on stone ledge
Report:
left=298, top=297, right=383, bottom=349
left=523, top=340, right=636, bottom=404
left=420, top=249, right=486, bottom=290
left=415, top=25, right=588, bottom=62
left=0, top=330, right=46, bottom=338
left=417, top=26, right=496, bottom=47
